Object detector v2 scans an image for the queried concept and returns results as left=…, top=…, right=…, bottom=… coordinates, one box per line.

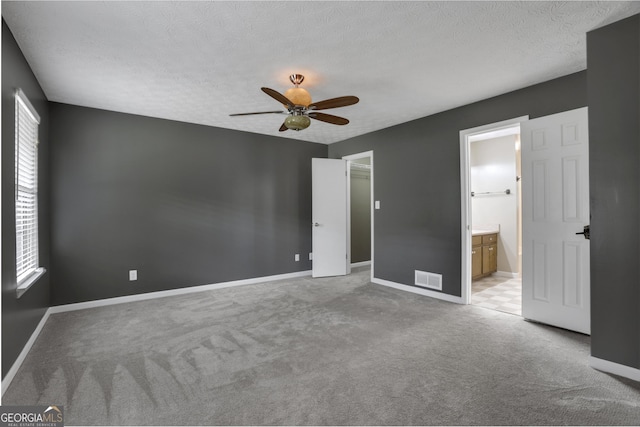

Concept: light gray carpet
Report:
left=3, top=267, right=640, bottom=425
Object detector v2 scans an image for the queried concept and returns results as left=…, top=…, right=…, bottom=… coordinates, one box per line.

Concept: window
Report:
left=15, top=89, right=44, bottom=294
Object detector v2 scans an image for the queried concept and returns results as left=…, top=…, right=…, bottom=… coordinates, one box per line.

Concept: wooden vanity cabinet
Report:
left=482, top=243, right=497, bottom=274
left=472, top=233, right=498, bottom=280
left=471, top=236, right=482, bottom=279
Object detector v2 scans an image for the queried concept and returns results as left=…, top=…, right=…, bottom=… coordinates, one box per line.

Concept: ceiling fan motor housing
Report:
left=284, top=87, right=312, bottom=107
left=284, top=73, right=312, bottom=107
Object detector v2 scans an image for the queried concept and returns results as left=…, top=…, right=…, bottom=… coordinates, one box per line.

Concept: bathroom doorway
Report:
left=344, top=151, right=374, bottom=280
left=460, top=117, right=526, bottom=315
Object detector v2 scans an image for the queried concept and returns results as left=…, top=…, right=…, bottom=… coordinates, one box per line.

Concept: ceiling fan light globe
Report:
left=284, top=87, right=312, bottom=107
left=284, top=115, right=311, bottom=131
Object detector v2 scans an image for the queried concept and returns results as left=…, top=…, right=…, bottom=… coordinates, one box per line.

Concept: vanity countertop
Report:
left=472, top=227, right=499, bottom=236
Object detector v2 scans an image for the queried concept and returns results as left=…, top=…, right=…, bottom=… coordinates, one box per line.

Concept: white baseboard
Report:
left=495, top=271, right=519, bottom=278
left=2, top=308, right=51, bottom=397
left=351, top=260, right=372, bottom=268
left=49, top=270, right=312, bottom=314
left=371, top=277, right=464, bottom=304
left=590, top=356, right=640, bottom=382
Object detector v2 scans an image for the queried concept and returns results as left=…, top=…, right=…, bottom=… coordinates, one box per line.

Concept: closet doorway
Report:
left=344, top=151, right=374, bottom=280
left=460, top=118, right=525, bottom=315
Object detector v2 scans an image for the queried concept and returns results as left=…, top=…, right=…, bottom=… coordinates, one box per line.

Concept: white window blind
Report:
left=15, top=89, right=41, bottom=286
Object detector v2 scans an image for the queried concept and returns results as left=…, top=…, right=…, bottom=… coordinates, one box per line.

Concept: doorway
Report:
left=469, top=128, right=522, bottom=315
left=310, top=152, right=374, bottom=279
left=461, top=108, right=590, bottom=333
left=460, top=117, right=528, bottom=312
left=344, top=151, right=374, bottom=280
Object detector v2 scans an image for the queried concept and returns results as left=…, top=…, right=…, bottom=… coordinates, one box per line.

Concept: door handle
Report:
left=313, top=222, right=320, bottom=227
left=576, top=225, right=590, bottom=240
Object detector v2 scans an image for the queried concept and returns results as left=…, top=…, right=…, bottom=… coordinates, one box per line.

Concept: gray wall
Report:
left=50, top=103, right=327, bottom=305
left=329, top=72, right=587, bottom=297
left=587, top=14, right=640, bottom=370
left=1, top=21, right=51, bottom=378
left=350, top=167, right=371, bottom=263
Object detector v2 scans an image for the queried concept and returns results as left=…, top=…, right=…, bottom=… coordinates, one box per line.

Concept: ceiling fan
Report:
left=230, top=74, right=359, bottom=131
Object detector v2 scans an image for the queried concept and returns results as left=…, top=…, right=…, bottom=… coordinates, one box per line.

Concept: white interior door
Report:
left=521, top=107, right=590, bottom=334
left=312, top=158, right=348, bottom=278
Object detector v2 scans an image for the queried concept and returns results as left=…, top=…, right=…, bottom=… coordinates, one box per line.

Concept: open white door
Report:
left=312, top=158, right=348, bottom=278
left=521, top=107, right=590, bottom=334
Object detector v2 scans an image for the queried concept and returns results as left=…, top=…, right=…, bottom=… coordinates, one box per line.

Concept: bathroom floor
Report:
left=472, top=275, right=522, bottom=316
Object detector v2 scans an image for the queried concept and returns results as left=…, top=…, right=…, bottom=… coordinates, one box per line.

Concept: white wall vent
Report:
left=415, top=270, right=442, bottom=291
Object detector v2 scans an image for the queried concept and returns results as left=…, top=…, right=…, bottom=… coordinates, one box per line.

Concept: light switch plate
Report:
left=375, top=200, right=380, bottom=209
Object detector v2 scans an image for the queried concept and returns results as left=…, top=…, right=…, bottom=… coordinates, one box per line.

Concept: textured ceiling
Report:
left=3, top=1, right=640, bottom=144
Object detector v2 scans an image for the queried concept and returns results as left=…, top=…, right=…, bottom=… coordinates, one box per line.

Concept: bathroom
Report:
left=469, top=129, right=522, bottom=315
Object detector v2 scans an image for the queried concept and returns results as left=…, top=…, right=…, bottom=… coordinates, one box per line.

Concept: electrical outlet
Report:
left=129, top=270, right=137, bottom=281
left=295, top=254, right=300, bottom=262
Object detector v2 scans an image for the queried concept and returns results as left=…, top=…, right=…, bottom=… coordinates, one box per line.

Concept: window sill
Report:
left=16, top=267, right=46, bottom=299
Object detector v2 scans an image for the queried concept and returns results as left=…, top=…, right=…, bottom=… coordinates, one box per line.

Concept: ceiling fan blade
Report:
left=279, top=122, right=288, bottom=132
left=229, top=110, right=285, bottom=116
left=262, top=87, right=295, bottom=109
left=308, top=96, right=359, bottom=111
left=308, top=112, right=350, bottom=125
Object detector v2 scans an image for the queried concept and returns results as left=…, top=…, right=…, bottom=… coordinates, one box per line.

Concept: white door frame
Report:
left=343, top=151, right=374, bottom=281
left=459, top=117, right=528, bottom=304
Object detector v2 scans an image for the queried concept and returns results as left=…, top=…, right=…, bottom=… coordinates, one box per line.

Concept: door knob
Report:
left=576, top=225, right=590, bottom=240
left=313, top=222, right=320, bottom=227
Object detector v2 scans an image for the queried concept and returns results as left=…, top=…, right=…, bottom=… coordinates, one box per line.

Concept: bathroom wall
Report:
left=470, top=135, right=518, bottom=275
